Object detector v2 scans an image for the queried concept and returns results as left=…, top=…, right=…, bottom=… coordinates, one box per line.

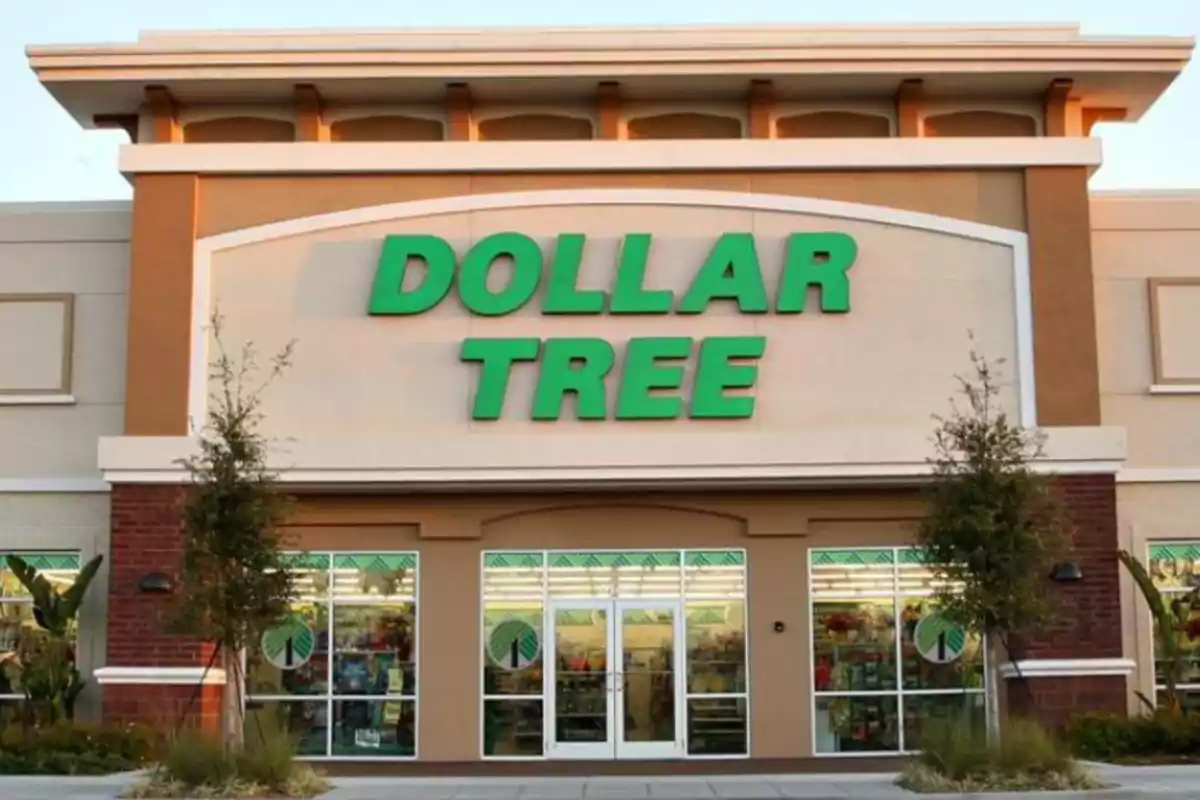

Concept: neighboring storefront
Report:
left=1, top=22, right=1197, bottom=769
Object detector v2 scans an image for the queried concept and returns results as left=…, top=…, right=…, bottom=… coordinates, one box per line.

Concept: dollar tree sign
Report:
left=913, top=611, right=967, bottom=664
left=487, top=619, right=541, bottom=671
left=262, top=615, right=316, bottom=670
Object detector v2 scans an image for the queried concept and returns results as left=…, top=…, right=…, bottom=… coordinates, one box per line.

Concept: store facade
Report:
left=2, top=22, right=1197, bottom=768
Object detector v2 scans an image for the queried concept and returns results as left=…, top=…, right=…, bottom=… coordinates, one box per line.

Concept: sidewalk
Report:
left=4, top=764, right=1200, bottom=800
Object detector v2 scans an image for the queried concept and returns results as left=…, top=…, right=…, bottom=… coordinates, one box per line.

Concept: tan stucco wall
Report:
left=1118, top=484, right=1200, bottom=712
left=1093, top=193, right=1200, bottom=712
left=285, top=489, right=922, bottom=761
left=0, top=202, right=127, bottom=720
left=0, top=203, right=130, bottom=478
left=211, top=203, right=1021, bottom=445
left=1093, top=193, right=1200, bottom=467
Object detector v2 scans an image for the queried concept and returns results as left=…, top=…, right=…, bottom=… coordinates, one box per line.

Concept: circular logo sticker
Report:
left=913, top=611, right=967, bottom=664
left=487, top=619, right=541, bottom=671
left=262, top=615, right=316, bottom=670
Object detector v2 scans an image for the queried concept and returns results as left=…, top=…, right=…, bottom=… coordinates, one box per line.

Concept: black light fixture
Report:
left=137, top=572, right=174, bottom=594
left=1049, top=562, right=1084, bottom=583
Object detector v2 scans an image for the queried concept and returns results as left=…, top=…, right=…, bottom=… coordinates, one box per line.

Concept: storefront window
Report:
left=810, top=548, right=985, bottom=755
left=0, top=552, right=82, bottom=722
left=1148, top=543, right=1200, bottom=709
left=246, top=552, right=418, bottom=759
left=481, top=549, right=748, bottom=759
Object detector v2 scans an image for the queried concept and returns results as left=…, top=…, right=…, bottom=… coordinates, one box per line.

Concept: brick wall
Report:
left=108, top=483, right=210, bottom=666
left=1008, top=676, right=1127, bottom=730
left=105, top=483, right=216, bottom=727
left=1005, top=474, right=1127, bottom=726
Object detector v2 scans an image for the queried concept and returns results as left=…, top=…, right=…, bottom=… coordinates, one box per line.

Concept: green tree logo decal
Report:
left=487, top=619, right=541, bottom=670
left=261, top=615, right=315, bottom=670
left=913, top=611, right=967, bottom=664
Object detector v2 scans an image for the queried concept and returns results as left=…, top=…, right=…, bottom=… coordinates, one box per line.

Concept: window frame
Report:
left=479, top=548, right=750, bottom=761
left=1146, top=541, right=1200, bottom=706
left=244, top=550, right=420, bottom=761
left=0, top=551, right=84, bottom=705
left=808, top=546, right=988, bottom=757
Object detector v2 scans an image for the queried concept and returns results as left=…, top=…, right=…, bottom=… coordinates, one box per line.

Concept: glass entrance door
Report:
left=616, top=600, right=684, bottom=759
left=546, top=600, right=684, bottom=760
left=547, top=601, right=613, bottom=759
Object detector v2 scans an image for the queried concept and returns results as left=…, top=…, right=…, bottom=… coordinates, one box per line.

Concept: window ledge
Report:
left=998, top=658, right=1135, bottom=679
left=1150, top=384, right=1200, bottom=395
left=94, top=666, right=227, bottom=685
left=0, top=393, right=76, bottom=406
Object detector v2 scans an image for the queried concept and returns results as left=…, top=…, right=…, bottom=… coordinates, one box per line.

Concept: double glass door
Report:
left=547, top=599, right=684, bottom=760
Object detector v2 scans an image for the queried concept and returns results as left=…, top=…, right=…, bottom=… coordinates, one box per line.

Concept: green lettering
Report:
left=368, top=234, right=456, bottom=315
left=616, top=337, right=692, bottom=420
left=460, top=338, right=540, bottom=420
left=543, top=234, right=606, bottom=315
left=776, top=233, right=857, bottom=313
left=678, top=233, right=768, bottom=314
left=459, top=233, right=543, bottom=316
left=610, top=234, right=673, bottom=314
left=691, top=336, right=766, bottom=419
left=532, top=338, right=614, bottom=420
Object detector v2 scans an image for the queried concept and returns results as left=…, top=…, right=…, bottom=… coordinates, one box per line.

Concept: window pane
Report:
left=332, top=554, right=417, bottom=600
left=902, top=692, right=986, bottom=752
left=1153, top=605, right=1200, bottom=687
left=814, top=695, right=899, bottom=753
left=332, top=699, right=415, bottom=757
left=1149, top=547, right=1200, bottom=590
left=813, top=600, right=897, bottom=692
left=899, top=600, right=984, bottom=690
left=484, top=699, right=543, bottom=757
left=332, top=603, right=416, bottom=697
left=483, top=604, right=543, bottom=695
left=245, top=699, right=328, bottom=757
left=686, top=601, right=746, bottom=694
left=247, top=603, right=329, bottom=696
left=687, top=697, right=747, bottom=756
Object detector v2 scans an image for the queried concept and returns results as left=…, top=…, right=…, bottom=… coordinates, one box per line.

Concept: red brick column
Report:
left=1004, top=474, right=1127, bottom=728
left=102, top=484, right=221, bottom=731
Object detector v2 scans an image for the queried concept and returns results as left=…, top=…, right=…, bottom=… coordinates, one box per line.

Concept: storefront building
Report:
left=2, top=23, right=1199, bottom=768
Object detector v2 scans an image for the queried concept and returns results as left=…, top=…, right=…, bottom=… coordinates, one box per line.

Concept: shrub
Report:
left=900, top=717, right=1105, bottom=793
left=125, top=726, right=329, bottom=799
left=1066, top=711, right=1200, bottom=762
left=161, top=730, right=237, bottom=786
left=0, top=721, right=158, bottom=775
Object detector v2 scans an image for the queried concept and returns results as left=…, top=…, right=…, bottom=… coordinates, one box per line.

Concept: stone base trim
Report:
left=999, top=658, right=1136, bottom=679
left=95, top=666, right=227, bottom=685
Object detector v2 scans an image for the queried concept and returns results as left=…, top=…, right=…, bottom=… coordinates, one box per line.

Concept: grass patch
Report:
left=898, top=717, right=1109, bottom=794
left=122, top=727, right=330, bottom=799
left=899, top=761, right=1108, bottom=794
left=123, top=766, right=329, bottom=799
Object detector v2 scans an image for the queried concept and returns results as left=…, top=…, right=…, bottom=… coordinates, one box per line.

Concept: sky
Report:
left=2, top=0, right=1198, bottom=202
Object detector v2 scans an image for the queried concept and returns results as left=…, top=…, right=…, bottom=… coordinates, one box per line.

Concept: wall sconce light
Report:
left=137, top=572, right=174, bottom=595
left=1049, top=562, right=1083, bottom=583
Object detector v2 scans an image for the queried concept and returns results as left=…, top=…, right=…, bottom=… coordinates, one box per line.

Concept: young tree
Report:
left=169, top=314, right=296, bottom=747
left=918, top=348, right=1073, bottom=732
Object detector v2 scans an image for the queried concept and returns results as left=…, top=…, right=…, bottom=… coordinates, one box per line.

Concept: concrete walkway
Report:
left=4, top=764, right=1200, bottom=800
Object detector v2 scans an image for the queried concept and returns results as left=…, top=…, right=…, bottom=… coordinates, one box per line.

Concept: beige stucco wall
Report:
left=1093, top=193, right=1200, bottom=467
left=210, top=201, right=1022, bottom=456
left=1093, top=192, right=1200, bottom=713
left=0, top=201, right=130, bottom=719
left=0, top=202, right=130, bottom=478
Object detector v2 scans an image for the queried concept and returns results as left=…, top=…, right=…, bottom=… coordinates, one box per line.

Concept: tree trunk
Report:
left=222, top=647, right=246, bottom=750
left=985, top=642, right=1001, bottom=744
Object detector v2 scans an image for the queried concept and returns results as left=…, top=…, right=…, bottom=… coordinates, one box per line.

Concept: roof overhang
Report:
left=27, top=23, right=1194, bottom=129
